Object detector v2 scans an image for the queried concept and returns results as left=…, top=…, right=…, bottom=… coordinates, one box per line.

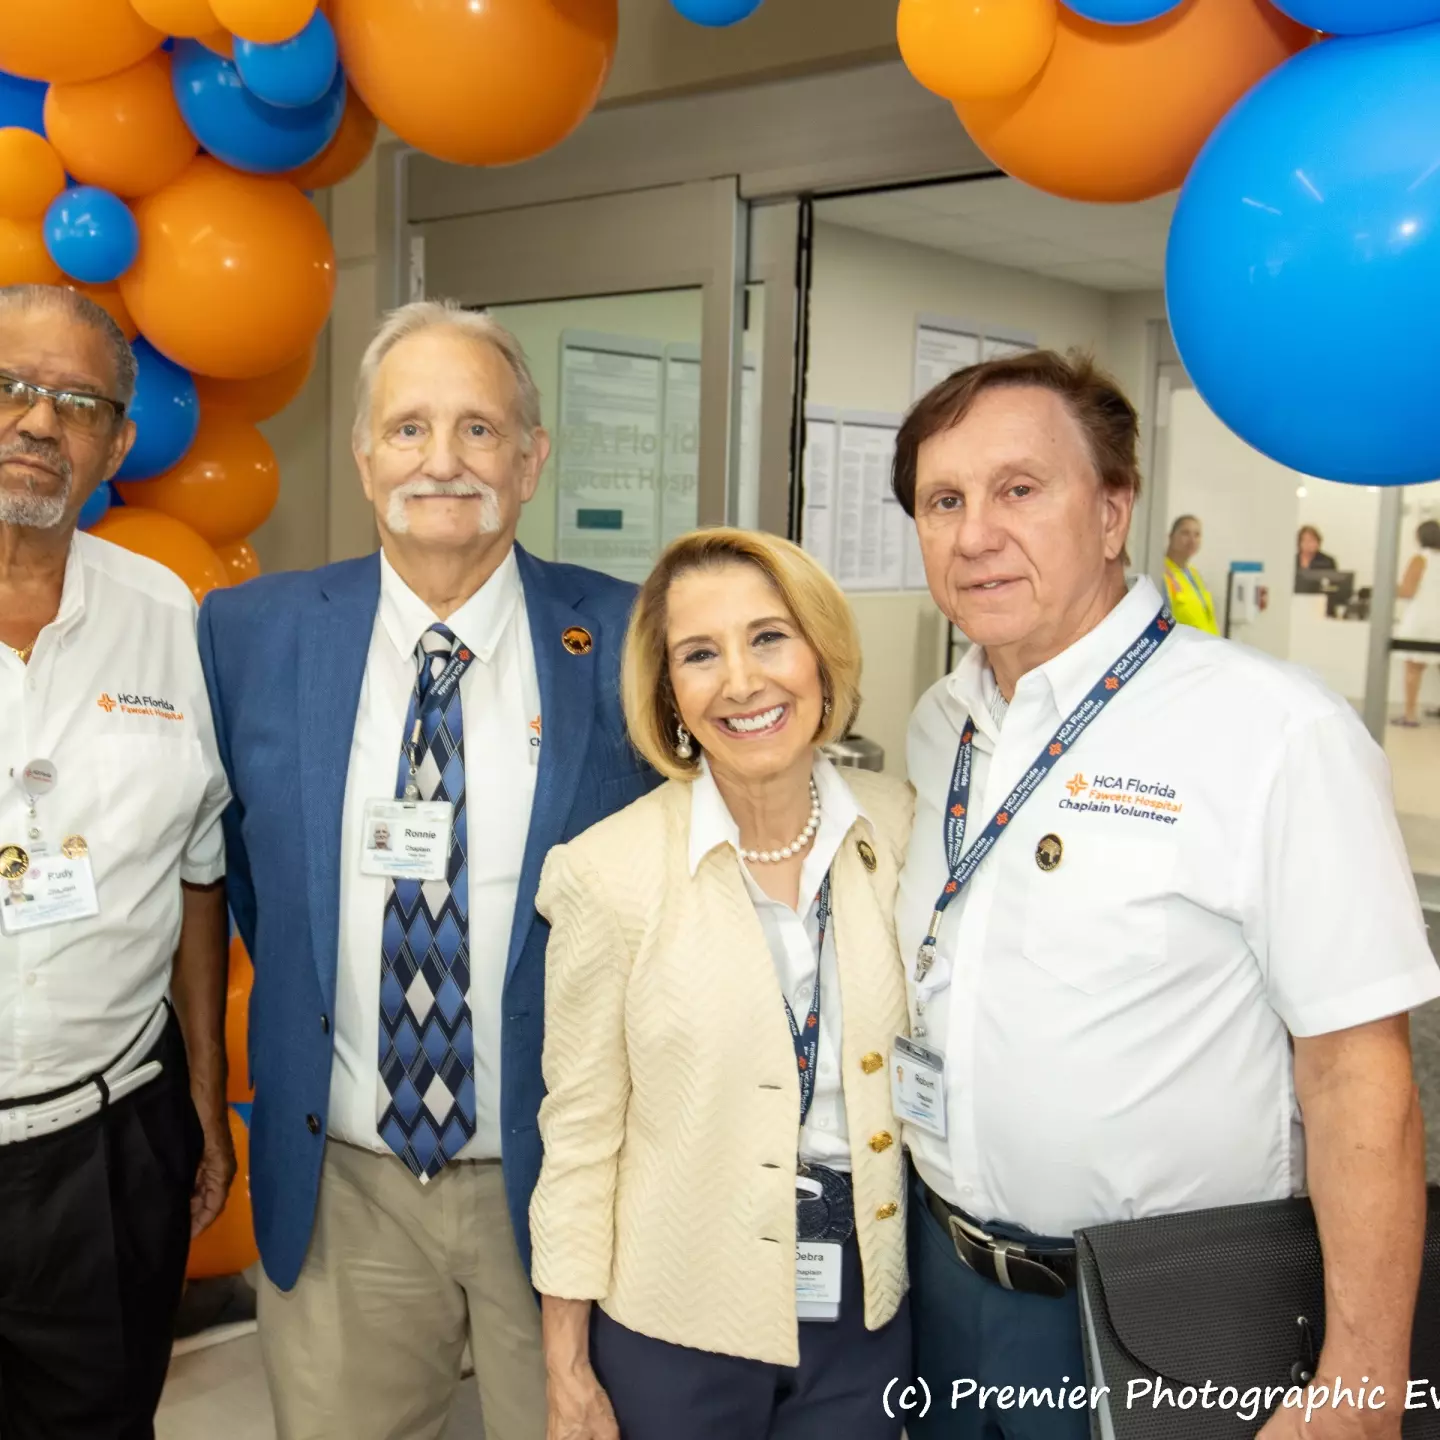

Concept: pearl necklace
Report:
left=740, top=780, right=820, bottom=864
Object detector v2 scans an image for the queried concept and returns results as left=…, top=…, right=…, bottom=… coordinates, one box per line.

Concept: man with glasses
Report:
left=0, top=284, right=233, bottom=1438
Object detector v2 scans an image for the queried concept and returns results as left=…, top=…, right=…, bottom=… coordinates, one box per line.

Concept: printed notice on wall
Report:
left=914, top=314, right=1039, bottom=402
left=801, top=407, right=839, bottom=576
left=556, top=331, right=665, bottom=583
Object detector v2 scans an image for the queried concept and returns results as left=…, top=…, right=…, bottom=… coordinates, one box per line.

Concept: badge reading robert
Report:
left=891, top=1035, right=947, bottom=1140
left=359, top=799, right=453, bottom=882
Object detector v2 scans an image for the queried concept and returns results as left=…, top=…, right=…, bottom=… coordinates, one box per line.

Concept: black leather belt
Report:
left=924, top=1183, right=1076, bottom=1300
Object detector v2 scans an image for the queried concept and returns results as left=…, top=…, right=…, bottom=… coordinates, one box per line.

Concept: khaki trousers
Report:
left=258, top=1140, right=546, bottom=1440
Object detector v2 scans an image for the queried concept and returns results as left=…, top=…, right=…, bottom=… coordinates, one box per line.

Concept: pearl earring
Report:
left=675, top=722, right=693, bottom=760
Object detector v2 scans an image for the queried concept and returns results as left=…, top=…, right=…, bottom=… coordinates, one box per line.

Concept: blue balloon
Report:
left=1064, top=0, right=1183, bottom=20
left=77, top=482, right=113, bottom=532
left=669, top=0, right=764, bottom=24
left=0, top=70, right=46, bottom=135
left=172, top=39, right=345, bottom=175
left=1273, top=0, right=1440, bottom=34
left=43, top=187, right=139, bottom=286
left=115, top=339, right=200, bottom=482
left=1167, top=25, right=1440, bottom=487
left=235, top=11, right=339, bottom=109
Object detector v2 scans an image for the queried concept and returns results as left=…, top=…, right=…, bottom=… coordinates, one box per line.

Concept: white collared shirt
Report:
left=899, top=576, right=1440, bottom=1237
left=331, top=548, right=540, bottom=1159
left=0, top=533, right=229, bottom=1097
left=689, top=755, right=861, bottom=1169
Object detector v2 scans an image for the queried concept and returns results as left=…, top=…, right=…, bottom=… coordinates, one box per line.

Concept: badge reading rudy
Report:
left=1035, top=834, right=1063, bottom=872
left=0, top=845, right=30, bottom=881
left=561, top=626, right=593, bottom=656
left=856, top=839, right=877, bottom=872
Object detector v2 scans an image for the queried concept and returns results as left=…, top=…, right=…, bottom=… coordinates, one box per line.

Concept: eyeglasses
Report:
left=0, top=373, right=126, bottom=436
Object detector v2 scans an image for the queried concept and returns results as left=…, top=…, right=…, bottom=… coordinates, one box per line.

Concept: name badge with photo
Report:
left=359, top=799, right=453, bottom=882
left=0, top=852, right=100, bottom=935
left=795, top=1241, right=843, bottom=1322
left=891, top=1034, right=948, bottom=1140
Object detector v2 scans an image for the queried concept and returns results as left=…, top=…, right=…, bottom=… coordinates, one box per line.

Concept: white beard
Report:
left=385, top=479, right=502, bottom=538
left=0, top=476, right=71, bottom=530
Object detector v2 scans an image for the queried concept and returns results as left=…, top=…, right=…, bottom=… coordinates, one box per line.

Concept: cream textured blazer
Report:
left=530, top=766, right=913, bottom=1368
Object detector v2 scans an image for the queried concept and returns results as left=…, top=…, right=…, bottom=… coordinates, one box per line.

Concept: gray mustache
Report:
left=0, top=440, right=72, bottom=484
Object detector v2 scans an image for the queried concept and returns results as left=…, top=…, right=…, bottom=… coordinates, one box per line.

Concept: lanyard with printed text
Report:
left=397, top=646, right=475, bottom=801
left=915, top=606, right=1176, bottom=985
left=785, top=872, right=832, bottom=1127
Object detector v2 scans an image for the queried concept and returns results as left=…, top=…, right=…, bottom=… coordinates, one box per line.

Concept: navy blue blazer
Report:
left=198, top=545, right=657, bottom=1291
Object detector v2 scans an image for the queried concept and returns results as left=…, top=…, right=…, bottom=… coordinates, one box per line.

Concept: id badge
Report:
left=359, top=799, right=453, bottom=882
left=891, top=1034, right=947, bottom=1140
left=0, top=853, right=100, bottom=934
left=795, top=1241, right=842, bottom=1322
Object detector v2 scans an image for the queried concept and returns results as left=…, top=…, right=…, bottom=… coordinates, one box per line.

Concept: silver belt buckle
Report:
left=947, top=1212, right=1024, bottom=1291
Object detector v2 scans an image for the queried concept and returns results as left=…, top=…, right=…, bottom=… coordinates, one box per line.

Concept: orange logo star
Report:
left=1049, top=742, right=1062, bottom=756
left=950, top=803, right=965, bottom=818
left=1065, top=773, right=1087, bottom=797
left=996, top=812, right=1009, bottom=825
left=528, top=715, right=542, bottom=738
left=1158, top=619, right=1170, bottom=632
left=961, top=730, right=973, bottom=744
left=944, top=880, right=958, bottom=894
left=1104, top=676, right=1119, bottom=691
left=97, top=693, right=116, bottom=713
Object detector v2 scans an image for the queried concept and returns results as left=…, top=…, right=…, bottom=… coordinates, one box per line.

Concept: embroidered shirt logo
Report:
left=97, top=691, right=186, bottom=722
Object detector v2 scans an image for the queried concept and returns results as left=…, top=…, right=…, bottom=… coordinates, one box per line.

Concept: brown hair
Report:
left=622, top=527, right=861, bottom=782
left=1419, top=520, right=1440, bottom=551
left=892, top=349, right=1141, bottom=518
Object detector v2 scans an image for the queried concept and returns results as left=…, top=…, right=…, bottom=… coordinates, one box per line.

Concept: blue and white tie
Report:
left=378, top=624, right=476, bottom=1181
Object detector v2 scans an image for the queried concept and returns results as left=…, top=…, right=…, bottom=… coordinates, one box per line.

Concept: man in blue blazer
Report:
left=198, top=302, right=655, bottom=1439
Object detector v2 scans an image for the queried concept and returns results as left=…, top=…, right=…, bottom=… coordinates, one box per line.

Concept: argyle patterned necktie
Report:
left=378, top=623, right=476, bottom=1181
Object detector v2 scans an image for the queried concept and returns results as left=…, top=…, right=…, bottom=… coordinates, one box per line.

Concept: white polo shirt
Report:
left=898, top=576, right=1440, bottom=1238
left=331, top=547, right=540, bottom=1160
left=688, top=754, right=861, bottom=1170
left=0, top=533, right=230, bottom=1098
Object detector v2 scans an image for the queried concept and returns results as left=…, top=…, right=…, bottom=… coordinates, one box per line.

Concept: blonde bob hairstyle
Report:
left=622, top=527, right=862, bottom=782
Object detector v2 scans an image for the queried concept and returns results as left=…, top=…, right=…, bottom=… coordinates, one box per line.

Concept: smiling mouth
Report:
left=965, top=578, right=1020, bottom=593
left=718, top=703, right=788, bottom=737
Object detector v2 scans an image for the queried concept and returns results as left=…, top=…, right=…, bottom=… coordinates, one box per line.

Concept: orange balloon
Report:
left=0, top=130, right=67, bottom=222
left=332, top=0, right=616, bottom=166
left=130, top=0, right=220, bottom=37
left=956, top=0, right=1311, bottom=203
left=210, top=0, right=315, bottom=43
left=899, top=0, right=1058, bottom=102
left=69, top=282, right=139, bottom=340
left=0, top=1, right=162, bottom=84
left=186, top=1107, right=257, bottom=1280
left=194, top=343, right=316, bottom=423
left=120, top=158, right=336, bottom=381
left=285, top=85, right=377, bottom=190
left=116, top=411, right=280, bottom=547
left=216, top=538, right=262, bottom=583
left=197, top=28, right=235, bottom=56
left=0, top=219, right=62, bottom=286
left=90, top=508, right=230, bottom=603
left=45, top=53, right=198, bottom=201
left=225, top=935, right=255, bottom=1102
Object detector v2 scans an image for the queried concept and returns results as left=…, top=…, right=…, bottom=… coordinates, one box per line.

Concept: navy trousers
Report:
left=591, top=1234, right=910, bottom=1440
left=907, top=1177, right=1090, bottom=1440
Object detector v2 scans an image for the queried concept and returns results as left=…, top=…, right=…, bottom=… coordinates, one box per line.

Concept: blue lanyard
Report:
left=916, top=606, right=1176, bottom=981
left=784, top=872, right=831, bottom=1127
left=395, top=646, right=475, bottom=801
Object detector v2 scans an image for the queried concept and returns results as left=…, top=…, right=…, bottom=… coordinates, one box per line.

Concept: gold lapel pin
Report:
left=0, top=845, right=30, bottom=881
left=561, top=626, right=593, bottom=656
left=856, top=839, right=877, bottom=872
left=1035, top=834, right=1063, bottom=872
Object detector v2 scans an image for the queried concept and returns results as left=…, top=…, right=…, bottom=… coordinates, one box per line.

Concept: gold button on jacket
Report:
left=861, top=1051, right=884, bottom=1074
left=875, top=1202, right=899, bottom=1220
left=869, top=1131, right=894, bottom=1153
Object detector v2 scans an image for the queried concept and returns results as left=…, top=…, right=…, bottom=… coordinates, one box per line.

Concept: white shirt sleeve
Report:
left=1248, top=708, right=1440, bottom=1036
left=180, top=652, right=231, bottom=887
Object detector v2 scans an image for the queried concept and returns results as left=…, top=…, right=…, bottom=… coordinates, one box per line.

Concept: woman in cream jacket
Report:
left=530, top=528, right=912, bottom=1440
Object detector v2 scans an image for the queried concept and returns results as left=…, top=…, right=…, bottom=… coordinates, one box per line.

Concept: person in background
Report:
left=1392, top=519, right=1440, bottom=727
left=1296, top=523, right=1337, bottom=574
left=892, top=349, right=1438, bottom=1440
left=533, top=529, right=911, bottom=1440
left=198, top=301, right=655, bottom=1439
left=0, top=284, right=233, bottom=1438
left=1162, top=514, right=1219, bottom=635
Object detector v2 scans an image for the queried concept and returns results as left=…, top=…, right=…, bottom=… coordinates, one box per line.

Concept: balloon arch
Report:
left=0, top=0, right=1433, bottom=1278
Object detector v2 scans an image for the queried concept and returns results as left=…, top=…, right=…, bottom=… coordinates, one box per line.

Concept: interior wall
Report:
left=805, top=219, right=1118, bottom=774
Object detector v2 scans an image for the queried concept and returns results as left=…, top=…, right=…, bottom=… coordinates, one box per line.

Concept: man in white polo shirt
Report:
left=0, top=285, right=233, bottom=1438
left=892, top=349, right=1440, bottom=1440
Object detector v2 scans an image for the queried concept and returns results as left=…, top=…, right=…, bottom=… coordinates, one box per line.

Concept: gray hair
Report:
left=0, top=284, right=137, bottom=407
left=352, top=299, right=541, bottom=454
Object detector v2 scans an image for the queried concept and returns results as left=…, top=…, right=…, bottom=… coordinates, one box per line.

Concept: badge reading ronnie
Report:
left=0, top=845, right=30, bottom=881
left=856, top=839, right=877, bottom=872
left=561, top=626, right=593, bottom=656
left=1035, top=834, right=1063, bottom=872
